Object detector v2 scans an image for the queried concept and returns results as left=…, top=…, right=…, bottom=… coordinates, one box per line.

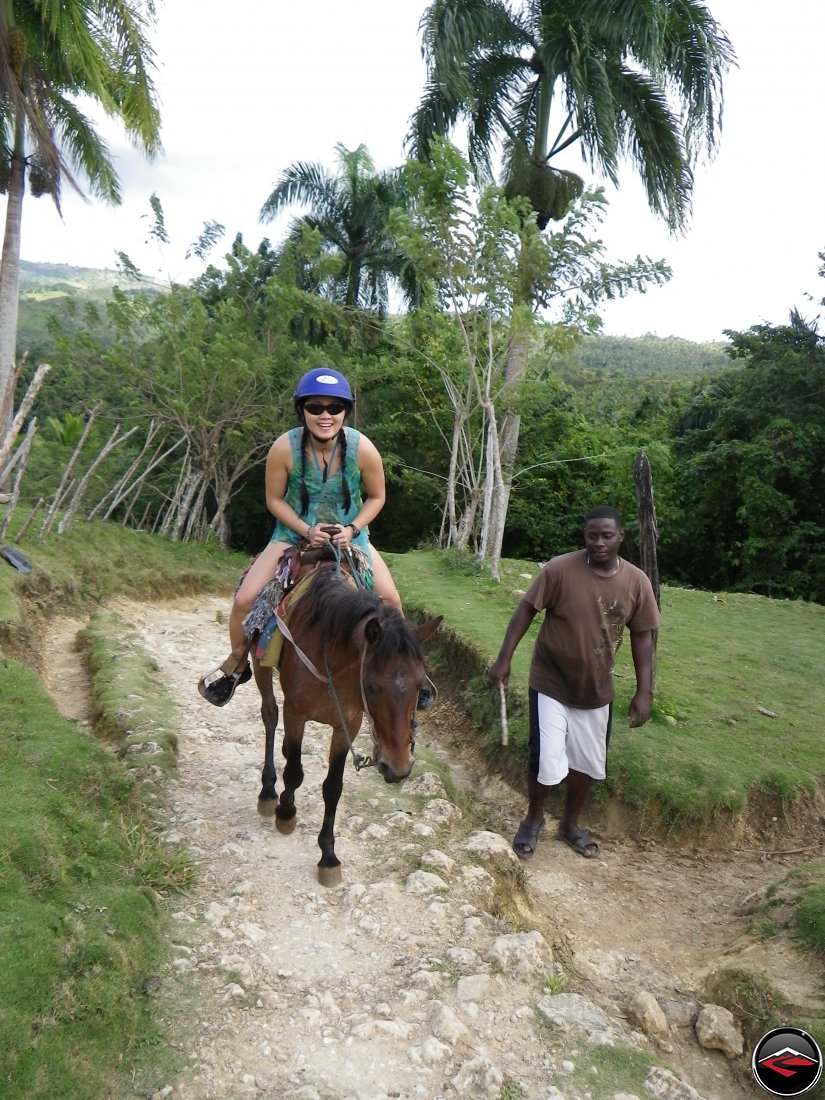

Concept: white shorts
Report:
left=528, top=689, right=612, bottom=786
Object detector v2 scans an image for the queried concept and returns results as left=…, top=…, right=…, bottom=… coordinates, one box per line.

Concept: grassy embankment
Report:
left=2, top=525, right=825, bottom=1096
left=0, top=522, right=245, bottom=1099
left=388, top=548, right=825, bottom=832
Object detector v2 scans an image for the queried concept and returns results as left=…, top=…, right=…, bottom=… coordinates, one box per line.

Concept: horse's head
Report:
left=356, top=612, right=442, bottom=783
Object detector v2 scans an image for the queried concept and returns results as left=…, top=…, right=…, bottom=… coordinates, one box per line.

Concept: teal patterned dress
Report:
left=270, top=426, right=372, bottom=562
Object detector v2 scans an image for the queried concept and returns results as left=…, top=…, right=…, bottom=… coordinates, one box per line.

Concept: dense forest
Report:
left=9, top=228, right=825, bottom=604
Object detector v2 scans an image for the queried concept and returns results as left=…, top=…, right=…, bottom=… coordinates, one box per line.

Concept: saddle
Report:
left=198, top=537, right=372, bottom=703
left=245, top=538, right=371, bottom=669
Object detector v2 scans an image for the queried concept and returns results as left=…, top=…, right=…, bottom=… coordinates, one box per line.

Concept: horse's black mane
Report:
left=305, top=567, right=422, bottom=659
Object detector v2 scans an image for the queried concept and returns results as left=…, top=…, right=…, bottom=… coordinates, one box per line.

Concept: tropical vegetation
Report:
left=0, top=0, right=161, bottom=431
left=406, top=0, right=735, bottom=572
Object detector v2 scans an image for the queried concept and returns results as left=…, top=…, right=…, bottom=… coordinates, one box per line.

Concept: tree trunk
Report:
left=0, top=125, right=27, bottom=436
left=38, top=405, right=99, bottom=539
left=485, top=325, right=529, bottom=573
left=58, top=423, right=138, bottom=534
left=90, top=419, right=160, bottom=519
left=171, top=470, right=202, bottom=542
left=633, top=450, right=660, bottom=607
left=0, top=416, right=36, bottom=539
left=14, top=496, right=44, bottom=541
left=99, top=435, right=183, bottom=521
left=633, top=449, right=659, bottom=689
left=182, top=474, right=209, bottom=542
left=0, top=363, right=50, bottom=475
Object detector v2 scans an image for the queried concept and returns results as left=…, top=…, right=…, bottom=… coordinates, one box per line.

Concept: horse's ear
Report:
left=362, top=615, right=383, bottom=646
left=415, top=615, right=443, bottom=645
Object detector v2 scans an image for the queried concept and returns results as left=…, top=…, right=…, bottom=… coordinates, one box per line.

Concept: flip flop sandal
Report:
left=558, top=826, right=600, bottom=859
left=198, top=660, right=252, bottom=707
left=512, top=817, right=546, bottom=860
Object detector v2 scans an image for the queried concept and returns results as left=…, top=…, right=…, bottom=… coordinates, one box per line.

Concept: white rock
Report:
left=404, top=771, right=447, bottom=796
left=444, top=946, right=483, bottom=973
left=456, top=974, right=492, bottom=1002
left=405, top=870, right=448, bottom=895
left=422, top=798, right=463, bottom=825
left=429, top=1001, right=471, bottom=1044
left=409, top=1036, right=452, bottom=1065
left=694, top=1004, right=744, bottom=1058
left=359, top=823, right=390, bottom=840
left=451, top=1054, right=504, bottom=1098
left=644, top=1066, right=707, bottom=1099
left=537, top=993, right=625, bottom=1046
left=485, top=930, right=553, bottom=977
left=627, top=990, right=669, bottom=1036
left=421, top=849, right=455, bottom=873
left=465, top=830, right=520, bottom=865
left=457, top=865, right=496, bottom=907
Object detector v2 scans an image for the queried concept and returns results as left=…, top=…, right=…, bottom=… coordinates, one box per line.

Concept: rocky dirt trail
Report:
left=49, top=596, right=824, bottom=1100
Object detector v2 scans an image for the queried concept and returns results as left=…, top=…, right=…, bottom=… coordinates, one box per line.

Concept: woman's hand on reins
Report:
left=328, top=523, right=352, bottom=550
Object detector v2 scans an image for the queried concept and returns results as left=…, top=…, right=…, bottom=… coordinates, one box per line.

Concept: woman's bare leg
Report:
left=229, top=540, right=290, bottom=654
left=369, top=547, right=403, bottom=612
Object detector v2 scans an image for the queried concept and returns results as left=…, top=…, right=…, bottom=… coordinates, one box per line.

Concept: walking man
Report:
left=488, top=507, right=660, bottom=859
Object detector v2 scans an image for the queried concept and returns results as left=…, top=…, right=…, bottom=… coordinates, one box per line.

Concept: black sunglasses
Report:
left=303, top=401, right=349, bottom=416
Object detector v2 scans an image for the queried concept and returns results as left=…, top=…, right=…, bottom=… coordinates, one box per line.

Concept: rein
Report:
left=276, top=540, right=379, bottom=772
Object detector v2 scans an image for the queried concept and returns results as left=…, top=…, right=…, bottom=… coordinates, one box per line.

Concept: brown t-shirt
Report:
left=525, top=550, right=660, bottom=708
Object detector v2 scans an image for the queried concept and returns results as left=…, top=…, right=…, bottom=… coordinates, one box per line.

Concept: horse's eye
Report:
left=363, top=678, right=379, bottom=696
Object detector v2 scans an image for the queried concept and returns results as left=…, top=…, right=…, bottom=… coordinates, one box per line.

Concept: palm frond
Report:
left=260, top=162, right=339, bottom=223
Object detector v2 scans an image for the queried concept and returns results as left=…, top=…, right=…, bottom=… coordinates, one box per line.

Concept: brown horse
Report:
left=251, top=560, right=441, bottom=886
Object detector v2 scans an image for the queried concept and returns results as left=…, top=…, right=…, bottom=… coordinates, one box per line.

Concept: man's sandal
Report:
left=512, top=817, right=546, bottom=860
left=198, top=660, right=252, bottom=707
left=557, top=826, right=600, bottom=859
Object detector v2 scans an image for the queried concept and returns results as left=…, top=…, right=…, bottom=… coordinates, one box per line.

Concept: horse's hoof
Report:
left=275, top=814, right=297, bottom=835
left=257, top=798, right=277, bottom=818
left=317, top=864, right=342, bottom=888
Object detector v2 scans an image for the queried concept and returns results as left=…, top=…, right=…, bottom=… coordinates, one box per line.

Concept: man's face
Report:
left=584, top=519, right=623, bottom=562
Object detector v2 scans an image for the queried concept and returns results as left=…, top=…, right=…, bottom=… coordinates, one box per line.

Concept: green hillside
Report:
left=16, top=260, right=160, bottom=357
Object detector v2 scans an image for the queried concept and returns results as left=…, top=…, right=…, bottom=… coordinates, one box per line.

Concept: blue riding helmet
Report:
left=293, top=368, right=354, bottom=405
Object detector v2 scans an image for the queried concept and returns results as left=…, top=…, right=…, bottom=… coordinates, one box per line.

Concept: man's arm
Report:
left=628, top=629, right=655, bottom=727
left=488, top=599, right=539, bottom=687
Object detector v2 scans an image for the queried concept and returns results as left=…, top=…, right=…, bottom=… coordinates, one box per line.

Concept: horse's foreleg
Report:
left=276, top=708, right=305, bottom=834
left=256, top=663, right=279, bottom=818
left=317, top=741, right=348, bottom=887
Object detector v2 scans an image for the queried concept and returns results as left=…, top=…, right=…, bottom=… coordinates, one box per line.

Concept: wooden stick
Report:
left=498, top=682, right=509, bottom=747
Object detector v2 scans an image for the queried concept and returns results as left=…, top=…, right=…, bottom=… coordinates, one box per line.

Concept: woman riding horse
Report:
left=201, top=367, right=406, bottom=706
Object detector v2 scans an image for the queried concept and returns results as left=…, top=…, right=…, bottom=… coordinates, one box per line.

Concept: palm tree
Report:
left=260, top=143, right=419, bottom=318
left=408, top=0, right=734, bottom=572
left=0, top=0, right=161, bottom=430
left=409, top=0, right=735, bottom=232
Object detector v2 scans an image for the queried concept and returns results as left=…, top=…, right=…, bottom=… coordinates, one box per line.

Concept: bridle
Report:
left=275, top=541, right=416, bottom=772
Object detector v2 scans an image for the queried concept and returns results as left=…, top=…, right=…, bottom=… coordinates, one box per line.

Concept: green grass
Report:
left=0, top=658, right=190, bottom=1098
left=566, top=1042, right=660, bottom=1099
left=0, top=518, right=245, bottom=661
left=80, top=611, right=179, bottom=777
left=0, top=525, right=236, bottom=1098
left=388, top=549, right=825, bottom=829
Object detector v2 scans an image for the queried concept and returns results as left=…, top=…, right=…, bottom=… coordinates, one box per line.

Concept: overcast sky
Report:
left=7, top=0, right=825, bottom=343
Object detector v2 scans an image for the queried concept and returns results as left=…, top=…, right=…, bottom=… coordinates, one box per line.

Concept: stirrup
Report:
left=198, top=657, right=252, bottom=707
left=417, top=675, right=438, bottom=711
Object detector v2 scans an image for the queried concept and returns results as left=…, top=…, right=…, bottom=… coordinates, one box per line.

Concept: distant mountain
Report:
left=19, top=259, right=125, bottom=292
left=566, top=332, right=730, bottom=379
left=16, top=260, right=156, bottom=356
